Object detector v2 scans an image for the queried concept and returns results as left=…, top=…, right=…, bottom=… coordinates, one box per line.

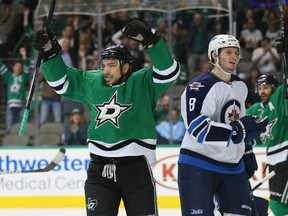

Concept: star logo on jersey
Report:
left=189, top=82, right=205, bottom=91
left=260, top=118, right=277, bottom=143
left=94, top=92, right=132, bottom=128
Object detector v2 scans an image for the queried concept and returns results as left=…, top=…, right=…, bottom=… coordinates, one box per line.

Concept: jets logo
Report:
left=221, top=100, right=241, bottom=123
left=94, top=92, right=132, bottom=128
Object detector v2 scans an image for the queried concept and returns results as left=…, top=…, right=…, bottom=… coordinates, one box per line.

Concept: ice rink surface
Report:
left=0, top=208, right=274, bottom=216
left=0, top=208, right=181, bottom=216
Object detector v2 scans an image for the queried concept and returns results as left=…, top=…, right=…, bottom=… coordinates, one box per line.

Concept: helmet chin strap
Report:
left=211, top=57, right=236, bottom=77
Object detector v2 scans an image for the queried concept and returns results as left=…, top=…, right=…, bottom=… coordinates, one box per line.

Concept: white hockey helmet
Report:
left=208, top=34, right=241, bottom=63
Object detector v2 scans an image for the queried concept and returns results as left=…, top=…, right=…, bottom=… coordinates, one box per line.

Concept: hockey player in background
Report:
left=246, top=74, right=288, bottom=216
left=177, top=34, right=268, bottom=216
left=33, top=19, right=180, bottom=216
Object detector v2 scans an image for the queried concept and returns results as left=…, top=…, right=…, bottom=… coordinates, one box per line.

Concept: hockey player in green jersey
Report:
left=33, top=19, right=180, bottom=216
left=246, top=74, right=288, bottom=216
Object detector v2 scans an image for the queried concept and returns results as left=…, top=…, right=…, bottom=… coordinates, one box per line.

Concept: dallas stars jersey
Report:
left=41, top=39, right=180, bottom=165
left=0, top=59, right=30, bottom=107
left=247, top=84, right=288, bottom=166
left=178, top=72, right=247, bottom=174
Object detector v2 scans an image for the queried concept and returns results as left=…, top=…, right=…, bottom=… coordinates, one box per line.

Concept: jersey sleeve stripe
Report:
left=152, top=61, right=180, bottom=83
left=47, top=74, right=68, bottom=87
left=153, top=60, right=178, bottom=76
left=47, top=75, right=69, bottom=95
left=192, top=120, right=208, bottom=137
left=188, top=115, right=208, bottom=134
left=197, top=127, right=208, bottom=143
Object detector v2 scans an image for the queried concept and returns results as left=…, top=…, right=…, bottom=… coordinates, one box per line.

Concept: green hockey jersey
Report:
left=0, top=59, right=30, bottom=107
left=41, top=39, right=180, bottom=165
left=247, top=84, right=288, bottom=165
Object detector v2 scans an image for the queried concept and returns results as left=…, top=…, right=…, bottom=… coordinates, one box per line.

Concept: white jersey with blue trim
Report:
left=178, top=71, right=247, bottom=174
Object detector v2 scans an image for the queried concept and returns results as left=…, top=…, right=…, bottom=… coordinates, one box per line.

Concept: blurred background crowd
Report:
left=0, top=0, right=285, bottom=146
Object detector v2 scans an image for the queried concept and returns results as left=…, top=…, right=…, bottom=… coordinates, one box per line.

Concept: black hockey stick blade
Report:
left=0, top=148, right=66, bottom=175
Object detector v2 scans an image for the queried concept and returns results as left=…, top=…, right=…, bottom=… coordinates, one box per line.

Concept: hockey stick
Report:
left=252, top=170, right=276, bottom=192
left=19, top=0, right=57, bottom=136
left=0, top=148, right=65, bottom=175
left=278, top=0, right=288, bottom=116
left=250, top=171, right=275, bottom=216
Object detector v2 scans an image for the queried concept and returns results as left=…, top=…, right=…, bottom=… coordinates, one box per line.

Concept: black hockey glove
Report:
left=275, top=36, right=288, bottom=54
left=122, top=19, right=160, bottom=49
left=230, top=116, right=268, bottom=144
left=243, top=144, right=258, bottom=178
left=33, top=28, right=62, bottom=61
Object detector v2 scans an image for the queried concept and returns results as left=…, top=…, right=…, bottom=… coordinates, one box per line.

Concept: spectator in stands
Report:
left=212, top=8, right=229, bottom=35
left=60, top=32, right=84, bottom=123
left=156, top=107, right=185, bottom=144
left=63, top=108, right=88, bottom=145
left=243, top=67, right=261, bottom=108
left=240, top=18, right=263, bottom=59
left=265, top=19, right=280, bottom=48
left=154, top=93, right=170, bottom=125
left=87, top=49, right=99, bottom=70
left=190, top=61, right=213, bottom=79
left=0, top=46, right=30, bottom=134
left=127, top=39, right=145, bottom=72
left=172, top=21, right=188, bottom=84
left=58, top=19, right=79, bottom=48
left=200, top=61, right=212, bottom=74
left=255, top=6, right=271, bottom=35
left=22, top=6, right=34, bottom=58
left=79, top=23, right=97, bottom=54
left=236, top=8, right=255, bottom=37
left=187, top=13, right=211, bottom=80
left=251, top=37, right=280, bottom=75
left=112, top=29, right=146, bottom=72
left=60, top=37, right=78, bottom=67
left=38, top=72, right=62, bottom=124
left=78, top=43, right=88, bottom=70
left=156, top=19, right=168, bottom=42
left=102, top=16, right=118, bottom=47
left=0, top=4, right=16, bottom=55
left=63, top=98, right=84, bottom=124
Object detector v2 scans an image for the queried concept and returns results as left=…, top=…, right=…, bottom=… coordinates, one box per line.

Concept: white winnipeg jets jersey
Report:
left=178, top=71, right=247, bottom=174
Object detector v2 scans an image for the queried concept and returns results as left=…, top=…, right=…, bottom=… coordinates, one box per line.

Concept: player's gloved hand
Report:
left=122, top=19, right=160, bottom=49
left=275, top=36, right=288, bottom=54
left=230, top=116, right=268, bottom=144
left=243, top=144, right=258, bottom=178
left=33, top=28, right=62, bottom=61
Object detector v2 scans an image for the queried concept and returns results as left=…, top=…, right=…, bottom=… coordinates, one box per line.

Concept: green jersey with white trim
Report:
left=0, top=59, right=30, bottom=107
left=247, top=84, right=288, bottom=165
left=41, top=39, right=180, bottom=165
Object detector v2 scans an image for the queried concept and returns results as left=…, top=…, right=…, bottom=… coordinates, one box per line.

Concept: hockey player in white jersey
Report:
left=177, top=34, right=268, bottom=215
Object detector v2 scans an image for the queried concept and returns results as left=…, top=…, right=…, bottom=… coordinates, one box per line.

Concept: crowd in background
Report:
left=0, top=0, right=284, bottom=145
